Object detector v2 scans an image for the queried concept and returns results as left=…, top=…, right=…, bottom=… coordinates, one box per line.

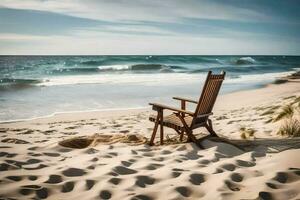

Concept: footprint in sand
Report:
left=131, top=194, right=153, bottom=200
left=161, top=150, right=172, bottom=155
left=135, top=176, right=155, bottom=188
left=189, top=173, right=206, bottom=185
left=23, top=164, right=48, bottom=170
left=63, top=132, right=78, bottom=135
left=271, top=171, right=299, bottom=184
left=120, top=130, right=130, bottom=134
left=0, top=152, right=17, bottom=158
left=19, top=185, right=49, bottom=199
left=6, top=175, right=22, bottom=182
left=198, top=159, right=210, bottom=165
left=152, top=157, right=164, bottom=162
left=43, top=152, right=60, bottom=157
left=44, top=174, right=63, bottom=184
left=108, top=152, right=118, bottom=156
left=265, top=182, right=279, bottom=189
left=171, top=168, right=184, bottom=178
left=290, top=168, right=300, bottom=176
left=65, top=126, right=80, bottom=130
left=236, top=159, right=255, bottom=167
left=36, top=187, right=49, bottom=199
left=230, top=173, right=243, bottom=182
left=121, top=161, right=132, bottom=167
left=61, top=181, right=75, bottom=193
left=172, top=172, right=181, bottom=178
left=91, top=157, right=99, bottom=162
left=27, top=146, right=39, bottom=151
left=1, top=138, right=30, bottom=144
left=108, top=177, right=122, bottom=185
left=19, top=188, right=33, bottom=196
left=220, top=163, right=237, bottom=171
left=0, top=128, right=8, bottom=133
left=211, top=157, right=219, bottom=162
left=131, top=150, right=138, bottom=155
left=142, top=152, right=155, bottom=157
left=112, top=124, right=122, bottom=128
left=87, top=164, right=96, bottom=170
left=144, top=163, right=163, bottom=170
left=258, top=191, right=273, bottom=200
left=99, top=190, right=112, bottom=199
left=224, top=180, right=241, bottom=191
left=28, top=152, right=43, bottom=157
left=62, top=168, right=86, bottom=177
left=28, top=175, right=38, bottom=181
left=57, top=148, right=73, bottom=153
left=0, top=163, right=18, bottom=171
left=184, top=151, right=203, bottom=160
left=175, top=159, right=183, bottom=163
left=5, top=158, right=42, bottom=167
left=213, top=168, right=224, bottom=174
left=113, top=166, right=137, bottom=175
left=85, top=148, right=99, bottom=154
left=175, top=186, right=192, bottom=197
left=86, top=180, right=95, bottom=190
left=17, top=129, right=34, bottom=135
left=43, top=130, right=56, bottom=135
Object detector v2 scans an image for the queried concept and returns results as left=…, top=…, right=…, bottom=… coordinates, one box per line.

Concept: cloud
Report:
left=0, top=0, right=270, bottom=23
left=0, top=0, right=299, bottom=55
left=1, top=29, right=299, bottom=55
left=0, top=33, right=48, bottom=40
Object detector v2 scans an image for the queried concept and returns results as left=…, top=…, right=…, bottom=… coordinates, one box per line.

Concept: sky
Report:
left=0, top=0, right=299, bottom=55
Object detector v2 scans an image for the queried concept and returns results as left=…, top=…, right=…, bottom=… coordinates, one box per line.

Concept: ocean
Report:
left=0, top=55, right=299, bottom=122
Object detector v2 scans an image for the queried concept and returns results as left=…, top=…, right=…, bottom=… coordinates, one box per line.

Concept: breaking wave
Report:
left=235, top=57, right=256, bottom=65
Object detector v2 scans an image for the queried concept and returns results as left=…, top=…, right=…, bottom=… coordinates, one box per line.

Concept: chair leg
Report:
left=179, top=129, right=184, bottom=141
left=174, top=128, right=184, bottom=141
left=149, top=115, right=160, bottom=146
left=159, top=110, right=164, bottom=145
left=205, top=119, right=218, bottom=137
left=176, top=113, right=197, bottom=143
left=185, top=129, right=197, bottom=143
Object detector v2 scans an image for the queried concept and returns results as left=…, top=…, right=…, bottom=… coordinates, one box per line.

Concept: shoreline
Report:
left=1, top=78, right=298, bottom=125
left=1, top=72, right=299, bottom=124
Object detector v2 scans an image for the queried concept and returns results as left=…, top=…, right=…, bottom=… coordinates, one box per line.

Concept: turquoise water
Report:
left=0, top=55, right=299, bottom=121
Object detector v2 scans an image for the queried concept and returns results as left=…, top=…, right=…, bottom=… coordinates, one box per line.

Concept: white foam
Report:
left=38, top=73, right=206, bottom=86
left=236, top=56, right=256, bottom=64
left=39, top=70, right=295, bottom=87
left=226, top=71, right=294, bottom=84
left=98, top=65, right=130, bottom=71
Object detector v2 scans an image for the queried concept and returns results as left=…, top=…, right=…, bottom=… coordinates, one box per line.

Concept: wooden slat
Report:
left=193, top=71, right=225, bottom=126
left=149, top=114, right=194, bottom=129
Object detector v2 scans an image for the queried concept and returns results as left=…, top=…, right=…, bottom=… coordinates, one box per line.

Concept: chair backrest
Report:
left=193, top=71, right=226, bottom=123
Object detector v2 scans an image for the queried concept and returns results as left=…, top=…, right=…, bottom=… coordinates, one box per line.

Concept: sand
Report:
left=0, top=81, right=300, bottom=199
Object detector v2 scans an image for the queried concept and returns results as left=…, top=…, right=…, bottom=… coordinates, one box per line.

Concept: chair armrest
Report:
left=149, top=103, right=194, bottom=116
left=173, top=96, right=198, bottom=104
left=196, top=113, right=213, bottom=118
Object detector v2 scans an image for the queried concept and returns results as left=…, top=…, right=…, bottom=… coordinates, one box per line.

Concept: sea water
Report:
left=0, top=55, right=299, bottom=121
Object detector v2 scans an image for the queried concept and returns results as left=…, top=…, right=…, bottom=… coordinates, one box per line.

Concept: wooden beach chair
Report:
left=149, top=71, right=226, bottom=145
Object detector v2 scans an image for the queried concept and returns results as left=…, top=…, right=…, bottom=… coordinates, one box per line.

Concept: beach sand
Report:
left=0, top=81, right=300, bottom=199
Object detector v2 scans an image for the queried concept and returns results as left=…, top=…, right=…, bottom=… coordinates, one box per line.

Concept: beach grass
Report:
left=277, top=119, right=300, bottom=137
left=273, top=104, right=294, bottom=122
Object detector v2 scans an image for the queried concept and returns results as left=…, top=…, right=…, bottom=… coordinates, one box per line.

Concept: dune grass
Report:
left=292, top=96, right=300, bottom=107
left=277, top=119, right=300, bottom=137
left=273, top=104, right=294, bottom=122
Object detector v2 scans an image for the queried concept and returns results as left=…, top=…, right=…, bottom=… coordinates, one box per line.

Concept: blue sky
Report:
left=0, top=0, right=299, bottom=55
